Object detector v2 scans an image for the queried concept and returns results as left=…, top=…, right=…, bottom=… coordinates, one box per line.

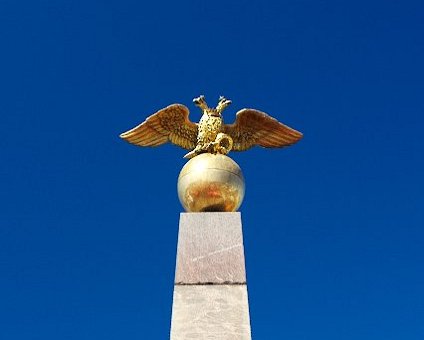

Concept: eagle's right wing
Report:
left=120, top=104, right=198, bottom=150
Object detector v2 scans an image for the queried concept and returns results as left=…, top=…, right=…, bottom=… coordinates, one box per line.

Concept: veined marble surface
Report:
left=175, top=212, right=247, bottom=284
left=170, top=285, right=251, bottom=340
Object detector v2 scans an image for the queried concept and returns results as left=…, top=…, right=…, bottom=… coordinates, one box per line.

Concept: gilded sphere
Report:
left=177, top=153, right=245, bottom=212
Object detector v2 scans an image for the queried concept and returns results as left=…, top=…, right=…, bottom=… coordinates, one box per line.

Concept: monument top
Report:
left=120, top=95, right=303, bottom=212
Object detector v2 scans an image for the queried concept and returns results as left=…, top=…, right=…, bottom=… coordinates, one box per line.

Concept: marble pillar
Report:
left=170, top=212, right=252, bottom=339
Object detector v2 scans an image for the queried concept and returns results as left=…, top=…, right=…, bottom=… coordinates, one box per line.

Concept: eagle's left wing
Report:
left=223, top=109, right=303, bottom=151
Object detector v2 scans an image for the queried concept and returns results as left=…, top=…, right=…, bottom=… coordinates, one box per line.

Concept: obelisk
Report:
left=170, top=212, right=251, bottom=339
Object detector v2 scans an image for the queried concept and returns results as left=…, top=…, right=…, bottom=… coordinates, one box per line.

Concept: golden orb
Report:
left=177, top=153, right=245, bottom=212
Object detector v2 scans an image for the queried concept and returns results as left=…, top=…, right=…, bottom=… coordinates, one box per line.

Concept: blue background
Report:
left=1, top=0, right=423, bottom=339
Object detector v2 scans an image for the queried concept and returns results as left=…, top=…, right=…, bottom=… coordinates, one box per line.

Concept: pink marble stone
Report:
left=174, top=212, right=247, bottom=284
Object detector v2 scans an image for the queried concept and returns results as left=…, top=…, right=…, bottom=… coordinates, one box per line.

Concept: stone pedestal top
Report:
left=175, top=212, right=246, bottom=284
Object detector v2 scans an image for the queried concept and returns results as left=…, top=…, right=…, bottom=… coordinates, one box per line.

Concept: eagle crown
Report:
left=193, top=95, right=232, bottom=117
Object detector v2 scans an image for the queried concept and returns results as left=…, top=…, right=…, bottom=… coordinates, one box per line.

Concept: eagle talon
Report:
left=184, top=144, right=204, bottom=159
left=183, top=150, right=196, bottom=159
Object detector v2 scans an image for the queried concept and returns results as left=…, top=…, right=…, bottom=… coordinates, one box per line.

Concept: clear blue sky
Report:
left=1, top=0, right=423, bottom=339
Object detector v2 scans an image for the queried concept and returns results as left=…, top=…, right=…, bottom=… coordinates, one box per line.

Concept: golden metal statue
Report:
left=120, top=95, right=303, bottom=159
left=120, top=95, right=303, bottom=212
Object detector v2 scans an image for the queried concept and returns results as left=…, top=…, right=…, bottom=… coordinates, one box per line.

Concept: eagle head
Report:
left=193, top=95, right=232, bottom=117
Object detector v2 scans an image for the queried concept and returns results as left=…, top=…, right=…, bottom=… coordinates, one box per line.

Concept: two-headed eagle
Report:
left=120, top=95, right=303, bottom=158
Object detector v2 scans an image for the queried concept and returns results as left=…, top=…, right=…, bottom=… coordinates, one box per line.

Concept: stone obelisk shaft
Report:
left=170, top=212, right=252, bottom=339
